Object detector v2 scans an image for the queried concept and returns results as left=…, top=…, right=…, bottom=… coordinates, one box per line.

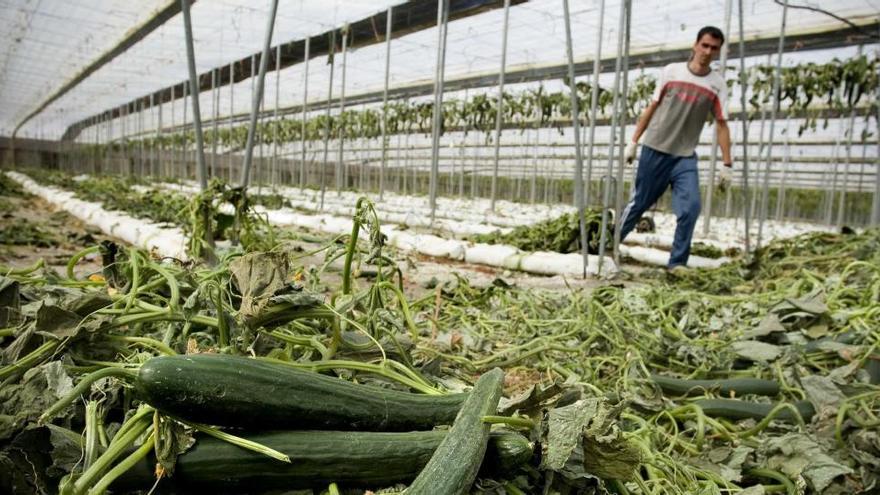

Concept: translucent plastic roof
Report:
left=3, top=0, right=878, bottom=139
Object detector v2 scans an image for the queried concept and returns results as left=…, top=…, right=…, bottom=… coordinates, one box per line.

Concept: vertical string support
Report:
left=319, top=30, right=337, bottom=210
left=701, top=0, right=732, bottom=234
left=335, top=26, right=349, bottom=194
left=562, top=0, right=589, bottom=277
left=429, top=0, right=450, bottom=222
left=489, top=0, right=511, bottom=211
left=611, top=0, right=632, bottom=265
left=379, top=7, right=393, bottom=199
left=756, top=0, right=787, bottom=249
left=737, top=0, right=752, bottom=254
left=180, top=0, right=214, bottom=258
left=585, top=0, right=606, bottom=214
left=596, top=0, right=627, bottom=276
left=239, top=0, right=280, bottom=189
left=300, top=37, right=310, bottom=186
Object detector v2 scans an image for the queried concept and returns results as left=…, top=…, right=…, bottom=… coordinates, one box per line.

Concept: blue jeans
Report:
left=618, top=146, right=701, bottom=268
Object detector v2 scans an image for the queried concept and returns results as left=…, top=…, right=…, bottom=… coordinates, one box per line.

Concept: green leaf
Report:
left=761, top=433, right=853, bottom=492
left=155, top=416, right=195, bottom=476
left=230, top=251, right=295, bottom=321
left=34, top=302, right=82, bottom=340
left=543, top=398, right=642, bottom=481
left=731, top=340, right=783, bottom=362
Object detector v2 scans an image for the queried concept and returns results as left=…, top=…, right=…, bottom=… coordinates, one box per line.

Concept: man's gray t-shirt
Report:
left=643, top=62, right=728, bottom=157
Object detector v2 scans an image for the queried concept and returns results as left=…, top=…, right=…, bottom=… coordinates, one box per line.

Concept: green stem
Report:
left=178, top=419, right=290, bottom=463
left=73, top=413, right=151, bottom=495
left=122, top=249, right=142, bottom=315
left=107, top=335, right=176, bottom=356
left=746, top=468, right=797, bottom=495
left=1, top=258, right=45, bottom=276
left=41, top=367, right=137, bottom=423
left=87, top=432, right=155, bottom=495
left=737, top=403, right=806, bottom=439
left=259, top=356, right=444, bottom=395
left=67, top=246, right=100, bottom=280
left=0, top=327, right=15, bottom=338
left=265, top=330, right=330, bottom=359
left=147, top=263, right=181, bottom=310
left=342, top=197, right=367, bottom=295
left=213, top=283, right=229, bottom=348
left=84, top=401, right=101, bottom=470
left=482, top=415, right=536, bottom=430
left=0, top=339, right=60, bottom=380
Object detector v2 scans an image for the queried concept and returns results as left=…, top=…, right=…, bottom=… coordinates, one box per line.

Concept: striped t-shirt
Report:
left=643, top=62, right=728, bottom=157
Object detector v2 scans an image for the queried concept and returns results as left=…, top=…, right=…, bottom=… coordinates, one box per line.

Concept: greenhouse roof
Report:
left=1, top=0, right=878, bottom=139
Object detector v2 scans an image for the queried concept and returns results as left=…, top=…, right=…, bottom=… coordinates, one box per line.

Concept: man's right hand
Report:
left=625, top=141, right=638, bottom=165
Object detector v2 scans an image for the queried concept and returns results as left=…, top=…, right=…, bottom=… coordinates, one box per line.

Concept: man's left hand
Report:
left=717, top=164, right=732, bottom=192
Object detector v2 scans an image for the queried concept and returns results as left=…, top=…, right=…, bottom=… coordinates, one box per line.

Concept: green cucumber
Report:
left=113, top=429, right=531, bottom=492
left=134, top=354, right=467, bottom=430
left=651, top=374, right=780, bottom=397
left=694, top=398, right=815, bottom=422
left=406, top=367, right=505, bottom=495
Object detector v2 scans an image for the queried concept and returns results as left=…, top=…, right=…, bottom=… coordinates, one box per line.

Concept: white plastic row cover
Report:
left=7, top=172, right=189, bottom=260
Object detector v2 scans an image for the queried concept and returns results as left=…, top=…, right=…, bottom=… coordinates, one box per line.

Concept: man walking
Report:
left=620, top=26, right=733, bottom=270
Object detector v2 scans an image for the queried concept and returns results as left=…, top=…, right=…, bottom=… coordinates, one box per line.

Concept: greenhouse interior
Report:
left=1, top=0, right=879, bottom=493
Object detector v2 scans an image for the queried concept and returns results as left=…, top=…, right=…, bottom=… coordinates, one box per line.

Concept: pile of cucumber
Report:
left=112, top=354, right=530, bottom=494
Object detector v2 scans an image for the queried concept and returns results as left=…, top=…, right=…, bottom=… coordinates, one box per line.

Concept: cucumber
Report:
left=651, top=374, right=780, bottom=397
left=113, top=429, right=532, bottom=492
left=406, top=367, right=505, bottom=495
left=134, top=354, right=467, bottom=430
left=694, top=398, right=815, bottom=422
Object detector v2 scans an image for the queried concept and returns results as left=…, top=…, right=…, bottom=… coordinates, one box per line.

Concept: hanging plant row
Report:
left=88, top=56, right=877, bottom=154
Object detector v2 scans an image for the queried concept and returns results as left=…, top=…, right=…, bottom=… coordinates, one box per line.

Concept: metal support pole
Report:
left=489, top=0, right=511, bottom=211
left=336, top=27, right=349, bottom=193
left=169, top=86, right=175, bottom=178
left=775, top=117, right=790, bottom=220
left=270, top=45, right=280, bottom=184
left=597, top=0, right=627, bottom=276
left=211, top=68, right=218, bottom=178
left=182, top=82, right=188, bottom=179
left=181, top=0, right=207, bottom=190
left=562, top=0, right=589, bottom=277
left=838, top=49, right=861, bottom=226
left=137, top=100, right=144, bottom=176
left=585, top=0, right=605, bottom=212
left=826, top=118, right=844, bottom=224
left=300, top=37, right=310, bottom=185
left=319, top=30, right=337, bottom=210
left=155, top=96, right=162, bottom=177
left=612, top=0, right=631, bottom=265
left=429, top=0, right=450, bottom=222
left=380, top=6, right=393, bottom=199
left=702, top=0, right=732, bottom=233
left=756, top=0, right=786, bottom=249
left=228, top=61, right=235, bottom=183
left=737, top=0, right=752, bottom=254
left=239, top=0, right=280, bottom=188
left=180, top=0, right=214, bottom=258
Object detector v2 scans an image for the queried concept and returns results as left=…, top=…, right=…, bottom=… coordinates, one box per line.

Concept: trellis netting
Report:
left=2, top=0, right=877, bottom=139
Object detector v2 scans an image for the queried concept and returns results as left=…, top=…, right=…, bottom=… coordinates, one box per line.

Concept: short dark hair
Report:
left=696, top=26, right=725, bottom=45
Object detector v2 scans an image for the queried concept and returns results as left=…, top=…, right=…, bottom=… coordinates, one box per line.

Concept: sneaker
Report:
left=666, top=265, right=689, bottom=277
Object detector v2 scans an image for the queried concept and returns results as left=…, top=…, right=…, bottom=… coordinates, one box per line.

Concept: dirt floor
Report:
left=1, top=188, right=649, bottom=298
left=276, top=227, right=651, bottom=301
left=0, top=193, right=107, bottom=278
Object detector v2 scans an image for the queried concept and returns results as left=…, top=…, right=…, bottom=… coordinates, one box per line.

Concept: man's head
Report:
left=692, top=26, right=724, bottom=66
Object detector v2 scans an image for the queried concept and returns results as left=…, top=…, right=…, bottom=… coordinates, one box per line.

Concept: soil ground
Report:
left=1, top=188, right=650, bottom=298
left=0, top=193, right=107, bottom=278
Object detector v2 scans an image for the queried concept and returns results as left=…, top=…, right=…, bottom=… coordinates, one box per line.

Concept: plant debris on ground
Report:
left=1, top=170, right=878, bottom=494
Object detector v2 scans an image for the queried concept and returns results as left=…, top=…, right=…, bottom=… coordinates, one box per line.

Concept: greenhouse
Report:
left=0, top=0, right=879, bottom=493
